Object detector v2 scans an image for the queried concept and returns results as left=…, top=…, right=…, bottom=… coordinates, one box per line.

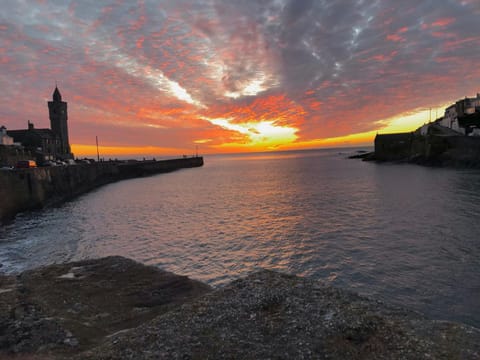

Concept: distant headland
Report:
left=357, top=93, right=480, bottom=167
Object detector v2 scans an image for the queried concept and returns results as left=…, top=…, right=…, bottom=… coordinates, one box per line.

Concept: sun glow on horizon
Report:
left=72, top=99, right=454, bottom=157
left=205, top=116, right=298, bottom=150
left=71, top=144, right=197, bottom=158
left=375, top=103, right=450, bottom=134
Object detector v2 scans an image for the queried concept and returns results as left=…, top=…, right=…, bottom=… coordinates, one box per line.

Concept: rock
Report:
left=0, top=256, right=211, bottom=358
left=78, top=270, right=480, bottom=359
left=2, top=258, right=479, bottom=359
left=348, top=151, right=375, bottom=160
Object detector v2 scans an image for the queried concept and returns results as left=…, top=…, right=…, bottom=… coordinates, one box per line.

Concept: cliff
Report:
left=1, top=256, right=478, bottom=359
left=0, top=157, right=203, bottom=223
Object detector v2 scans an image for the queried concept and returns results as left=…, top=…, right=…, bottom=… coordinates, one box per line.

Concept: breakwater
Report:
left=0, top=157, right=203, bottom=223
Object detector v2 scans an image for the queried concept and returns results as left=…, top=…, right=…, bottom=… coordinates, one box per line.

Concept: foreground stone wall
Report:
left=0, top=157, right=203, bottom=222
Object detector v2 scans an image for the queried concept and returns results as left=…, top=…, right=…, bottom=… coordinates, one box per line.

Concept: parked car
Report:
left=75, top=159, right=91, bottom=164
left=15, top=160, right=37, bottom=168
left=42, top=160, right=57, bottom=167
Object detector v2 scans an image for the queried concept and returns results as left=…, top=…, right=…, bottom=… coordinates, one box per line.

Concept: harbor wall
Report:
left=0, top=157, right=203, bottom=222
left=374, top=133, right=414, bottom=161
left=438, top=136, right=480, bottom=165
left=374, top=133, right=480, bottom=167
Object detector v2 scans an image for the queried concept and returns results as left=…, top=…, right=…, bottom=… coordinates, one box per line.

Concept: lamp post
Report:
left=96, top=136, right=100, bottom=162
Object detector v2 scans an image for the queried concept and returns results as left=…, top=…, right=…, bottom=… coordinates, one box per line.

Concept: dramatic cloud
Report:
left=0, top=0, right=479, bottom=154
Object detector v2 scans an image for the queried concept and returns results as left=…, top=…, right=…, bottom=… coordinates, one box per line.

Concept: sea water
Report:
left=1, top=148, right=479, bottom=327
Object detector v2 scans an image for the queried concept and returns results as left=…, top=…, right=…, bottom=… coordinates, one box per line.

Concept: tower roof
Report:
left=53, top=86, right=62, bottom=101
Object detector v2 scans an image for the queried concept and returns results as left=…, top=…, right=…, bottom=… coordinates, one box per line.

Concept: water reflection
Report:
left=1, top=150, right=479, bottom=327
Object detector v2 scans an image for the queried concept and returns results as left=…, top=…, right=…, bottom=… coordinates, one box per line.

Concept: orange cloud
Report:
left=431, top=18, right=455, bottom=27
left=205, top=94, right=306, bottom=128
left=386, top=33, right=405, bottom=42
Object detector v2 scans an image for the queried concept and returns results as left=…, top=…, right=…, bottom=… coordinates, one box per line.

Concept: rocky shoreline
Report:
left=349, top=150, right=480, bottom=168
left=1, top=256, right=479, bottom=359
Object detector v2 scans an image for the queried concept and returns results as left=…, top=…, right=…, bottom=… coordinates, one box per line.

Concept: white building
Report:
left=439, top=104, right=457, bottom=129
left=0, top=126, right=14, bottom=145
left=418, top=123, right=431, bottom=135
left=437, top=94, right=480, bottom=135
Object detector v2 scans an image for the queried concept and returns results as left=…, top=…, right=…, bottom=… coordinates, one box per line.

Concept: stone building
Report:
left=7, top=86, right=73, bottom=162
left=7, top=121, right=59, bottom=161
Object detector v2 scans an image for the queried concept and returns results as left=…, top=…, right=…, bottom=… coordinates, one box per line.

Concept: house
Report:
left=0, top=126, right=14, bottom=145
left=438, top=94, right=480, bottom=135
left=439, top=104, right=458, bottom=130
left=7, top=121, right=59, bottom=161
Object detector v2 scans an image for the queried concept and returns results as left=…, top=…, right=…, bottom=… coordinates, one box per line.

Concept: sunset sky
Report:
left=1, top=0, right=479, bottom=156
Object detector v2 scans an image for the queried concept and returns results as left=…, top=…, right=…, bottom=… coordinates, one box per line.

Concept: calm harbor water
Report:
left=1, top=148, right=479, bottom=327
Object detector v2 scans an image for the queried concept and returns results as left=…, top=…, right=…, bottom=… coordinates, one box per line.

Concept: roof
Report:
left=428, top=123, right=462, bottom=136
left=7, top=128, right=56, bottom=142
left=53, top=86, right=62, bottom=101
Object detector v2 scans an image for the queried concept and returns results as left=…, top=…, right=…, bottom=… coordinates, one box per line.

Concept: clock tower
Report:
left=48, top=86, right=72, bottom=158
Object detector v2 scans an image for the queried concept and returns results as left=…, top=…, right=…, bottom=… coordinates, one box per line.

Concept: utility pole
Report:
left=96, top=136, right=100, bottom=162
left=195, top=145, right=198, bottom=158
